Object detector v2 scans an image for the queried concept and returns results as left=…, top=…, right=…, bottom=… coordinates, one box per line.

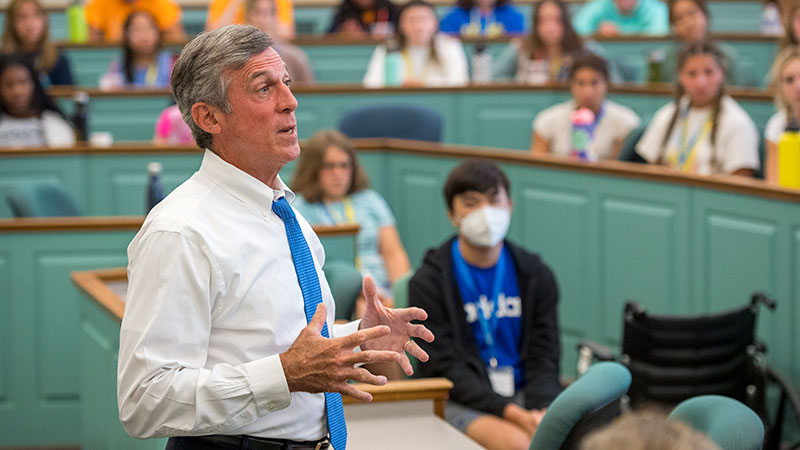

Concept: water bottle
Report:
left=66, top=0, right=88, bottom=43
left=384, top=39, right=402, bottom=87
left=471, top=40, right=492, bottom=84
left=72, top=91, right=89, bottom=142
left=647, top=49, right=666, bottom=84
left=146, top=162, right=165, bottom=211
left=778, top=120, right=800, bottom=189
left=570, top=107, right=596, bottom=162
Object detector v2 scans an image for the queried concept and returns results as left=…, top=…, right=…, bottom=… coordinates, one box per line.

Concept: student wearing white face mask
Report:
left=408, top=159, right=562, bottom=450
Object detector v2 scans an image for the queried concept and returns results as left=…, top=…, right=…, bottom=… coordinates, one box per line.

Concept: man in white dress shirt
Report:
left=117, top=25, right=434, bottom=450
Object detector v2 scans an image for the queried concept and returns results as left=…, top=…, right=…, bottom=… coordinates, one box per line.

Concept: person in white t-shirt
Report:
left=363, top=0, right=468, bottom=88
left=531, top=52, right=639, bottom=160
left=764, top=46, right=800, bottom=184
left=636, top=40, right=759, bottom=177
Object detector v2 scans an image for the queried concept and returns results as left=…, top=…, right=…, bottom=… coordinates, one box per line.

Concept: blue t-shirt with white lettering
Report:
left=452, top=240, right=524, bottom=392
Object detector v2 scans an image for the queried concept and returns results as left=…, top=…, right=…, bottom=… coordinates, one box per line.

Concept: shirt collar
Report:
left=198, top=149, right=295, bottom=215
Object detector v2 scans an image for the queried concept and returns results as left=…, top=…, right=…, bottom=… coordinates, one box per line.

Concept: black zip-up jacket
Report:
left=409, top=236, right=562, bottom=417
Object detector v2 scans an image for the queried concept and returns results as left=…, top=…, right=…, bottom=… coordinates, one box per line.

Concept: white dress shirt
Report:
left=118, top=149, right=359, bottom=440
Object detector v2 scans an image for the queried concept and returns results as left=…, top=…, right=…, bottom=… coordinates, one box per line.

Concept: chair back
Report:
left=668, top=395, right=765, bottom=450
left=338, top=104, right=443, bottom=142
left=529, top=362, right=632, bottom=450
left=617, top=123, right=647, bottom=163
left=7, top=181, right=81, bottom=217
left=322, top=260, right=363, bottom=321
left=622, top=301, right=759, bottom=408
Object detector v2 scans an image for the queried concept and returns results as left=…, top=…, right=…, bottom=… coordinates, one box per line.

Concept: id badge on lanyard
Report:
left=451, top=239, right=515, bottom=397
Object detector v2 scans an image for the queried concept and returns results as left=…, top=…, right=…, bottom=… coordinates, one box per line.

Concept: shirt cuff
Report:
left=244, top=354, right=291, bottom=417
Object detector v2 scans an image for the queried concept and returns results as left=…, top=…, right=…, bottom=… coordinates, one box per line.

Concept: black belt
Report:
left=187, top=435, right=330, bottom=450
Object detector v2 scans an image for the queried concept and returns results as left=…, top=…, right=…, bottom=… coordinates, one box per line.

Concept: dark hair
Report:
left=0, top=53, right=64, bottom=118
left=522, top=0, right=582, bottom=60
left=456, top=0, right=508, bottom=10
left=395, top=0, right=440, bottom=65
left=122, top=10, right=162, bottom=84
left=782, top=0, right=800, bottom=48
left=291, top=129, right=370, bottom=203
left=659, top=40, right=726, bottom=156
left=568, top=51, right=609, bottom=81
left=667, top=0, right=710, bottom=25
left=443, top=159, right=510, bottom=211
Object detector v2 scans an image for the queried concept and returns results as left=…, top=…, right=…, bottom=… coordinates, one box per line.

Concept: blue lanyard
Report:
left=451, top=238, right=506, bottom=365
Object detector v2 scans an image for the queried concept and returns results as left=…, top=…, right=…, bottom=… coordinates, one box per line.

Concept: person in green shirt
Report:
left=572, top=0, right=668, bottom=36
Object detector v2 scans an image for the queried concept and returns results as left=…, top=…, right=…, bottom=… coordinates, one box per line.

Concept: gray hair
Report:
left=170, top=25, right=273, bottom=151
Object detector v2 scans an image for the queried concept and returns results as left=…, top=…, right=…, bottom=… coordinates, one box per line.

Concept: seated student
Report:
left=439, top=0, right=525, bottom=37
left=85, top=0, right=185, bottom=42
left=363, top=0, right=468, bottom=88
left=291, top=130, right=411, bottom=313
left=205, top=0, right=294, bottom=40
left=0, top=0, right=73, bottom=86
left=153, top=104, right=193, bottom=145
left=493, top=0, right=621, bottom=83
left=781, top=0, right=800, bottom=49
left=650, top=0, right=739, bottom=85
left=580, top=410, right=720, bottom=450
left=246, top=0, right=314, bottom=84
left=0, top=54, right=74, bottom=148
left=531, top=52, right=640, bottom=160
left=764, top=46, right=800, bottom=183
left=573, top=0, right=669, bottom=36
left=99, top=11, right=174, bottom=89
left=409, top=160, right=562, bottom=450
left=636, top=40, right=760, bottom=176
left=328, top=0, right=399, bottom=38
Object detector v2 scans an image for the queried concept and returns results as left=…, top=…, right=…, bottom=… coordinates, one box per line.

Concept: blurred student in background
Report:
left=439, top=0, right=525, bottom=37
left=153, top=104, right=193, bottom=145
left=205, top=0, right=294, bottom=40
left=649, top=0, right=739, bottom=85
left=573, top=0, right=669, bottom=36
left=531, top=52, right=639, bottom=160
left=100, top=11, right=174, bottom=89
left=328, top=0, right=398, bottom=37
left=363, top=0, right=468, bottom=87
left=493, top=0, right=620, bottom=83
left=764, top=46, right=800, bottom=183
left=1, top=0, right=74, bottom=86
left=85, top=0, right=184, bottom=42
left=580, top=410, right=720, bottom=450
left=246, top=0, right=314, bottom=84
left=0, top=54, right=74, bottom=148
left=291, top=130, right=411, bottom=317
left=781, top=0, right=800, bottom=48
left=636, top=40, right=759, bottom=176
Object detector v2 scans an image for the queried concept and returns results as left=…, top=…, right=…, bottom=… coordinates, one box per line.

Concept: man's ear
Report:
left=191, top=102, right=223, bottom=135
left=446, top=208, right=459, bottom=228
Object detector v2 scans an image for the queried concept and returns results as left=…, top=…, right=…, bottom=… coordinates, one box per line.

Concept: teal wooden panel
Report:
left=36, top=250, right=127, bottom=400
left=384, top=155, right=457, bottom=268
left=0, top=254, right=8, bottom=404
left=794, top=228, right=800, bottom=380
left=294, top=8, right=334, bottom=34
left=320, top=234, right=356, bottom=264
left=86, top=153, right=202, bottom=215
left=456, top=91, right=569, bottom=149
left=708, top=2, right=763, bottom=32
left=0, top=156, right=86, bottom=218
left=302, top=45, right=374, bottom=83
left=90, top=96, right=174, bottom=141
left=62, top=47, right=119, bottom=87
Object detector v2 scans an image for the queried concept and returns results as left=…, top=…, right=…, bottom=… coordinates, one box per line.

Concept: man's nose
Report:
left=277, top=83, right=298, bottom=113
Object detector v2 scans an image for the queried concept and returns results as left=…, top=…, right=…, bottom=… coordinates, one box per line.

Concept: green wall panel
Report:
left=0, top=254, right=8, bottom=404
left=0, top=157, right=86, bottom=217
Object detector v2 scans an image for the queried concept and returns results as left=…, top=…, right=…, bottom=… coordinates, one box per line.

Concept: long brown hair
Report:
left=121, top=10, right=163, bottom=84
left=659, top=40, right=727, bottom=155
left=0, top=0, right=58, bottom=72
left=782, top=0, right=800, bottom=48
left=394, top=0, right=440, bottom=66
left=521, top=0, right=582, bottom=60
left=667, top=0, right=710, bottom=26
left=769, top=45, right=800, bottom=121
left=291, top=130, right=370, bottom=203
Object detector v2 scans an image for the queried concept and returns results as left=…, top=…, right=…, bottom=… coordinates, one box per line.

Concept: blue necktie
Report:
left=271, top=196, right=347, bottom=450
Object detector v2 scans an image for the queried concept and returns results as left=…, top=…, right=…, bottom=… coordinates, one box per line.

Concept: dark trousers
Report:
left=166, top=436, right=238, bottom=450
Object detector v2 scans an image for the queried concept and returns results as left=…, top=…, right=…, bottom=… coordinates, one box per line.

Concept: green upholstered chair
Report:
left=617, top=122, right=648, bottom=163
left=6, top=181, right=81, bottom=217
left=322, top=259, right=363, bottom=321
left=338, top=104, right=444, bottom=142
left=529, top=362, right=632, bottom=450
left=669, top=395, right=765, bottom=450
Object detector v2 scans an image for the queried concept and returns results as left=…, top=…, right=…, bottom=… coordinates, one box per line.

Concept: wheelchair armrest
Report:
left=578, top=340, right=615, bottom=361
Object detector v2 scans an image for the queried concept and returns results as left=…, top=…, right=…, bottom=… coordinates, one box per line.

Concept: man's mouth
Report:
left=278, top=125, right=296, bottom=134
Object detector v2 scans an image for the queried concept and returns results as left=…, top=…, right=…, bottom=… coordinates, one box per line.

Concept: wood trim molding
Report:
left=71, top=267, right=128, bottom=322
left=0, top=216, right=144, bottom=232
left=343, top=378, right=453, bottom=418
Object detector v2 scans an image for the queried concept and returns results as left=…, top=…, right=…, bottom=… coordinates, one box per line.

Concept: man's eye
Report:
left=284, top=78, right=292, bottom=87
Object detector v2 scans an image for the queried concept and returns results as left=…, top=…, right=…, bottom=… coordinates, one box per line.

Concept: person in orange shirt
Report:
left=85, top=0, right=185, bottom=42
left=205, top=0, right=295, bottom=39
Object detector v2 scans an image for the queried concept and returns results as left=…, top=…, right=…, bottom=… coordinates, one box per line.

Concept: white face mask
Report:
left=458, top=206, right=511, bottom=248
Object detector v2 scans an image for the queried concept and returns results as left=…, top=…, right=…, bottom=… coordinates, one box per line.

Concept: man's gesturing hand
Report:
left=359, top=275, right=435, bottom=376
left=280, top=303, right=404, bottom=401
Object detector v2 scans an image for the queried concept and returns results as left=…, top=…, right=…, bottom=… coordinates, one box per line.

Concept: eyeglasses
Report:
left=320, top=162, right=352, bottom=171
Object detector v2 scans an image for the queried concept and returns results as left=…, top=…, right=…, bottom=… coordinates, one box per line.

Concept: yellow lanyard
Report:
left=671, top=112, right=712, bottom=173
left=401, top=48, right=431, bottom=82
left=144, top=61, right=158, bottom=86
left=323, top=197, right=360, bottom=269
